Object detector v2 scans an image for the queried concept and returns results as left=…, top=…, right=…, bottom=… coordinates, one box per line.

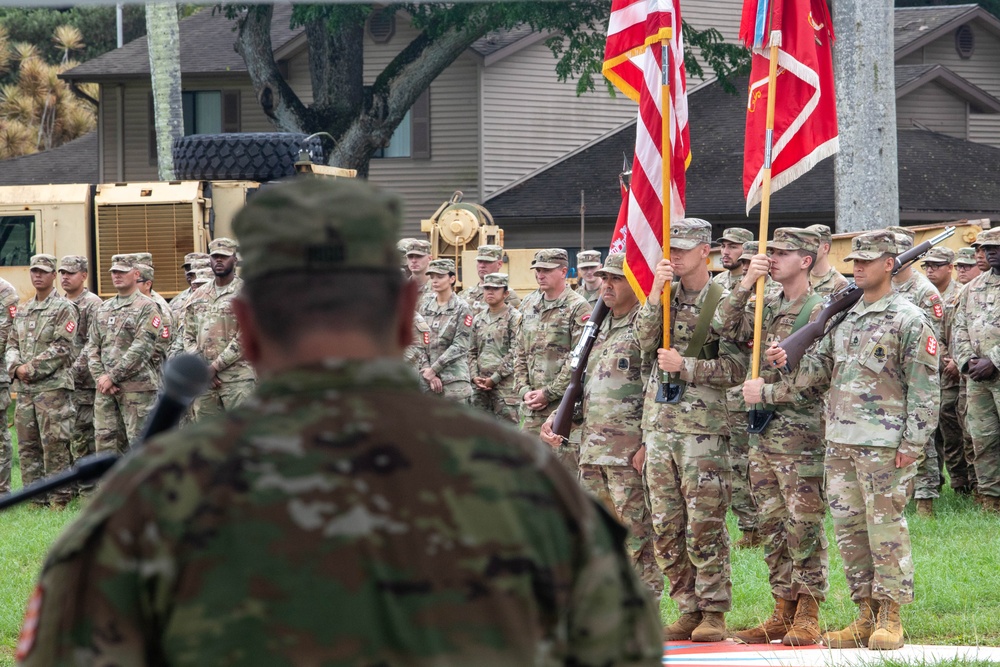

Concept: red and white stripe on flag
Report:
left=603, top=0, right=691, bottom=302
left=740, top=0, right=839, bottom=214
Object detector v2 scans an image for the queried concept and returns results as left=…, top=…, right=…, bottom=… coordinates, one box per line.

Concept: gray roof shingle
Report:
left=0, top=132, right=98, bottom=186
left=894, top=4, right=979, bottom=53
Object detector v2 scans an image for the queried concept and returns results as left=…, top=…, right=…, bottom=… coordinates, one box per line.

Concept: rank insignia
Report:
left=617, top=358, right=630, bottom=371
left=873, top=344, right=887, bottom=363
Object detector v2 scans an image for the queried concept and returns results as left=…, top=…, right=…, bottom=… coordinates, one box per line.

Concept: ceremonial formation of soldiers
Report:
left=0, top=240, right=252, bottom=506
left=398, top=220, right=1000, bottom=651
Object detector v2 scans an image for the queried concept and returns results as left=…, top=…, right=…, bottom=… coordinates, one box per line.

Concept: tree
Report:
left=146, top=3, right=183, bottom=180
left=227, top=4, right=748, bottom=177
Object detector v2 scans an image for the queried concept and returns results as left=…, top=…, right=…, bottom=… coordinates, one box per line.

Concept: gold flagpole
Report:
left=661, top=40, right=672, bottom=353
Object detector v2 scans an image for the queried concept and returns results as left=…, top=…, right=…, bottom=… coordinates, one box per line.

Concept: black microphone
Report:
left=136, top=353, right=212, bottom=443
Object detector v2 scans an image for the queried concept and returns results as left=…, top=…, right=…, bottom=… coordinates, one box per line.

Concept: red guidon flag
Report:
left=608, top=179, right=629, bottom=255
left=741, top=0, right=838, bottom=214
left=603, top=0, right=690, bottom=301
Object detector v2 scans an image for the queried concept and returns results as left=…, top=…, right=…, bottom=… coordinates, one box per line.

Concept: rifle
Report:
left=777, top=226, right=956, bottom=372
left=551, top=298, right=610, bottom=439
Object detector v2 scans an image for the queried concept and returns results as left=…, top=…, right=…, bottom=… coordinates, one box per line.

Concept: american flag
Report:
left=603, top=0, right=691, bottom=301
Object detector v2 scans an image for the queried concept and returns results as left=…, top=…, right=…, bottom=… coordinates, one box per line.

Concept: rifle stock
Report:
left=551, top=299, right=610, bottom=439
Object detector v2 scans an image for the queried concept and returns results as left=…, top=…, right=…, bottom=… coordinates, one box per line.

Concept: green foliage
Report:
left=894, top=0, right=1000, bottom=20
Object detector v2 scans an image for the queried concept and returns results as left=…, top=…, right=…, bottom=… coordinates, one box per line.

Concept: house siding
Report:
left=101, top=84, right=118, bottom=183
left=896, top=82, right=968, bottom=138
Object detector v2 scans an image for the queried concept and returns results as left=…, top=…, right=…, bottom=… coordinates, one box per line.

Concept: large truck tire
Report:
left=172, top=132, right=324, bottom=182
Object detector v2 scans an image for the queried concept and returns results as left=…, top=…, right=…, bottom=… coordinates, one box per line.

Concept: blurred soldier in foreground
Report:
left=806, top=224, right=849, bottom=296
left=16, top=178, right=661, bottom=667
left=0, top=273, right=16, bottom=493
left=469, top=272, right=521, bottom=422
left=768, top=230, right=940, bottom=651
left=575, top=250, right=604, bottom=306
left=712, top=228, right=753, bottom=291
left=461, top=245, right=520, bottom=315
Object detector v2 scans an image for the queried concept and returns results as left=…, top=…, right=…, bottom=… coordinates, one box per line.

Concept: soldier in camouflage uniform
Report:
left=168, top=258, right=210, bottom=359
left=513, top=248, right=590, bottom=471
left=575, top=250, right=604, bottom=306
left=17, top=178, right=662, bottom=667
left=469, top=273, right=521, bottom=422
left=0, top=275, right=16, bottom=493
left=170, top=252, right=210, bottom=317
left=769, top=230, right=940, bottom=651
left=952, top=228, right=1000, bottom=513
left=135, top=263, right=173, bottom=369
left=720, top=229, right=829, bottom=646
left=711, top=227, right=753, bottom=291
left=460, top=245, right=521, bottom=315
left=418, top=259, right=473, bottom=402
left=88, top=255, right=162, bottom=454
left=404, top=311, right=432, bottom=392
left=59, top=255, right=103, bottom=494
left=183, top=238, right=256, bottom=420
left=6, top=254, right=78, bottom=507
left=635, top=219, right=746, bottom=643
left=806, top=224, right=850, bottom=296
left=952, top=247, right=981, bottom=493
left=401, top=239, right=434, bottom=308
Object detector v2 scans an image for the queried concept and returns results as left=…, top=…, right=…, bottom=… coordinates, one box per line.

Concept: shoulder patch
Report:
left=7, top=305, right=14, bottom=318
left=464, top=314, right=473, bottom=327
left=152, top=315, right=162, bottom=329
left=932, top=303, right=943, bottom=319
left=65, top=321, right=76, bottom=333
left=15, top=585, right=43, bottom=661
left=161, top=326, right=171, bottom=339
left=423, top=331, right=430, bottom=345
left=581, top=314, right=591, bottom=322
left=926, top=336, right=938, bottom=356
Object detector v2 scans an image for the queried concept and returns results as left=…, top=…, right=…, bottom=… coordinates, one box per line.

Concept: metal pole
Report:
left=580, top=190, right=585, bottom=253
left=117, top=4, right=124, bottom=48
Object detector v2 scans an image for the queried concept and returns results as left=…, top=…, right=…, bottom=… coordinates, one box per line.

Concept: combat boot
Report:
left=916, top=499, right=934, bottom=517
left=868, top=599, right=905, bottom=650
left=691, top=611, right=727, bottom=642
left=822, top=598, right=878, bottom=648
left=733, top=596, right=796, bottom=644
left=782, top=595, right=822, bottom=646
left=662, top=612, right=702, bottom=641
left=734, top=529, right=761, bottom=548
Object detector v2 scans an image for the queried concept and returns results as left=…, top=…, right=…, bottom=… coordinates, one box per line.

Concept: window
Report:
left=374, top=110, right=411, bottom=158
left=182, top=91, right=222, bottom=135
left=0, top=215, right=35, bottom=266
left=373, top=89, right=431, bottom=160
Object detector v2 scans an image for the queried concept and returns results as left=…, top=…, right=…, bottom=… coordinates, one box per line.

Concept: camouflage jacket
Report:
left=575, top=282, right=602, bottom=307
left=169, top=287, right=192, bottom=314
left=461, top=282, right=521, bottom=317
left=711, top=269, right=744, bottom=292
left=416, top=279, right=434, bottom=311
left=893, top=271, right=944, bottom=338
left=513, top=286, right=591, bottom=405
left=718, top=283, right=826, bottom=457
left=580, top=304, right=650, bottom=466
left=793, top=291, right=940, bottom=459
left=0, top=278, right=18, bottom=388
left=183, top=278, right=255, bottom=383
left=19, top=359, right=662, bottom=667
left=952, top=269, right=1000, bottom=376
left=88, top=291, right=162, bottom=392
left=635, top=281, right=746, bottom=436
left=147, top=290, right=174, bottom=370
left=419, top=292, right=473, bottom=390
left=810, top=266, right=850, bottom=296
left=68, top=289, right=103, bottom=391
left=5, top=291, right=77, bottom=394
left=469, top=304, right=521, bottom=405
left=404, top=311, right=432, bottom=392
left=938, top=279, right=962, bottom=389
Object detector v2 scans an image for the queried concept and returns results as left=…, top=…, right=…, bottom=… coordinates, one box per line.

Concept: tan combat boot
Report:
left=782, top=595, right=822, bottom=646
left=734, top=529, right=762, bottom=549
left=663, top=612, right=702, bottom=641
left=822, top=598, right=878, bottom=648
left=916, top=499, right=934, bottom=517
left=733, top=597, right=796, bottom=644
left=868, top=599, right=905, bottom=650
left=691, top=611, right=727, bottom=642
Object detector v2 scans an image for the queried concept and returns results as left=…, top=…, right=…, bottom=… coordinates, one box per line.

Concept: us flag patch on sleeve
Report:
left=926, top=336, right=938, bottom=355
left=464, top=314, right=473, bottom=327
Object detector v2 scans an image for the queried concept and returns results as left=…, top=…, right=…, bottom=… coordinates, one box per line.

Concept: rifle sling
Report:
left=665, top=281, right=724, bottom=388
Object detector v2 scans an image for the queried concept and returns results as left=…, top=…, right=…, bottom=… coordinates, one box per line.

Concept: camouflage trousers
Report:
left=579, top=463, right=663, bottom=598
left=472, top=389, right=519, bottom=424
left=956, top=382, right=978, bottom=489
left=70, top=389, right=96, bottom=495
left=440, top=380, right=473, bottom=404
left=728, top=426, right=757, bottom=533
left=15, top=389, right=75, bottom=505
left=192, top=379, right=256, bottom=422
left=966, top=379, right=1000, bottom=498
left=0, top=387, right=10, bottom=493
left=522, top=404, right=580, bottom=475
left=642, top=431, right=732, bottom=613
left=912, top=434, right=941, bottom=500
left=748, top=448, right=829, bottom=601
left=95, top=390, right=156, bottom=455
left=938, top=385, right=974, bottom=490
left=826, top=444, right=917, bottom=605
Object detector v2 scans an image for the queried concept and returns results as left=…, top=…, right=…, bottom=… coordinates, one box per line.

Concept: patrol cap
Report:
left=596, top=252, right=626, bottom=277
left=58, top=255, right=88, bottom=273
left=769, top=228, right=820, bottom=253
left=530, top=248, right=569, bottom=269
left=482, top=272, right=509, bottom=288
left=192, top=268, right=213, bottom=285
left=209, top=238, right=238, bottom=257
left=110, top=254, right=136, bottom=272
left=844, top=230, right=901, bottom=261
left=955, top=247, right=978, bottom=266
left=670, top=218, right=712, bottom=250
left=132, top=252, right=153, bottom=266
left=29, top=254, right=57, bottom=272
left=136, top=263, right=154, bottom=282
left=922, top=247, right=955, bottom=265
left=738, top=241, right=756, bottom=261
left=402, top=239, right=431, bottom=257
left=717, top=228, right=753, bottom=245
left=805, top=224, right=833, bottom=244
left=577, top=250, right=602, bottom=268
left=475, top=245, right=504, bottom=262
left=976, top=227, right=1000, bottom=247
left=232, top=178, right=403, bottom=283
left=182, top=252, right=209, bottom=269
left=187, top=258, right=211, bottom=274
left=426, top=258, right=455, bottom=275
left=887, top=226, right=915, bottom=251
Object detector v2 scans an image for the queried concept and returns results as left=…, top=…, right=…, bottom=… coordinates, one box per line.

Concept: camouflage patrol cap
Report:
left=976, top=227, right=1000, bottom=247
left=844, top=230, right=901, bottom=261
left=475, top=245, right=503, bottom=262
left=955, top=247, right=978, bottom=265
left=922, top=247, right=955, bottom=264
left=530, top=248, right=569, bottom=269
left=738, top=241, right=757, bottom=261
left=135, top=263, right=154, bottom=282
left=595, top=252, right=626, bottom=277
left=403, top=239, right=431, bottom=257
left=182, top=252, right=209, bottom=269
left=191, top=268, right=213, bottom=284
left=187, top=258, right=211, bottom=274
left=58, top=255, right=88, bottom=273
left=109, top=254, right=136, bottom=272
left=670, top=218, right=712, bottom=250
left=805, top=224, right=833, bottom=244
left=717, top=228, right=753, bottom=245
left=426, top=259, right=455, bottom=275
left=232, top=178, right=403, bottom=283
left=482, top=272, right=509, bottom=288
left=29, top=254, right=57, bottom=272
left=131, top=252, right=154, bottom=267
left=577, top=250, right=602, bottom=268
left=209, top=238, right=238, bottom=257
left=769, top=227, right=820, bottom=253
left=887, top=226, right=915, bottom=251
